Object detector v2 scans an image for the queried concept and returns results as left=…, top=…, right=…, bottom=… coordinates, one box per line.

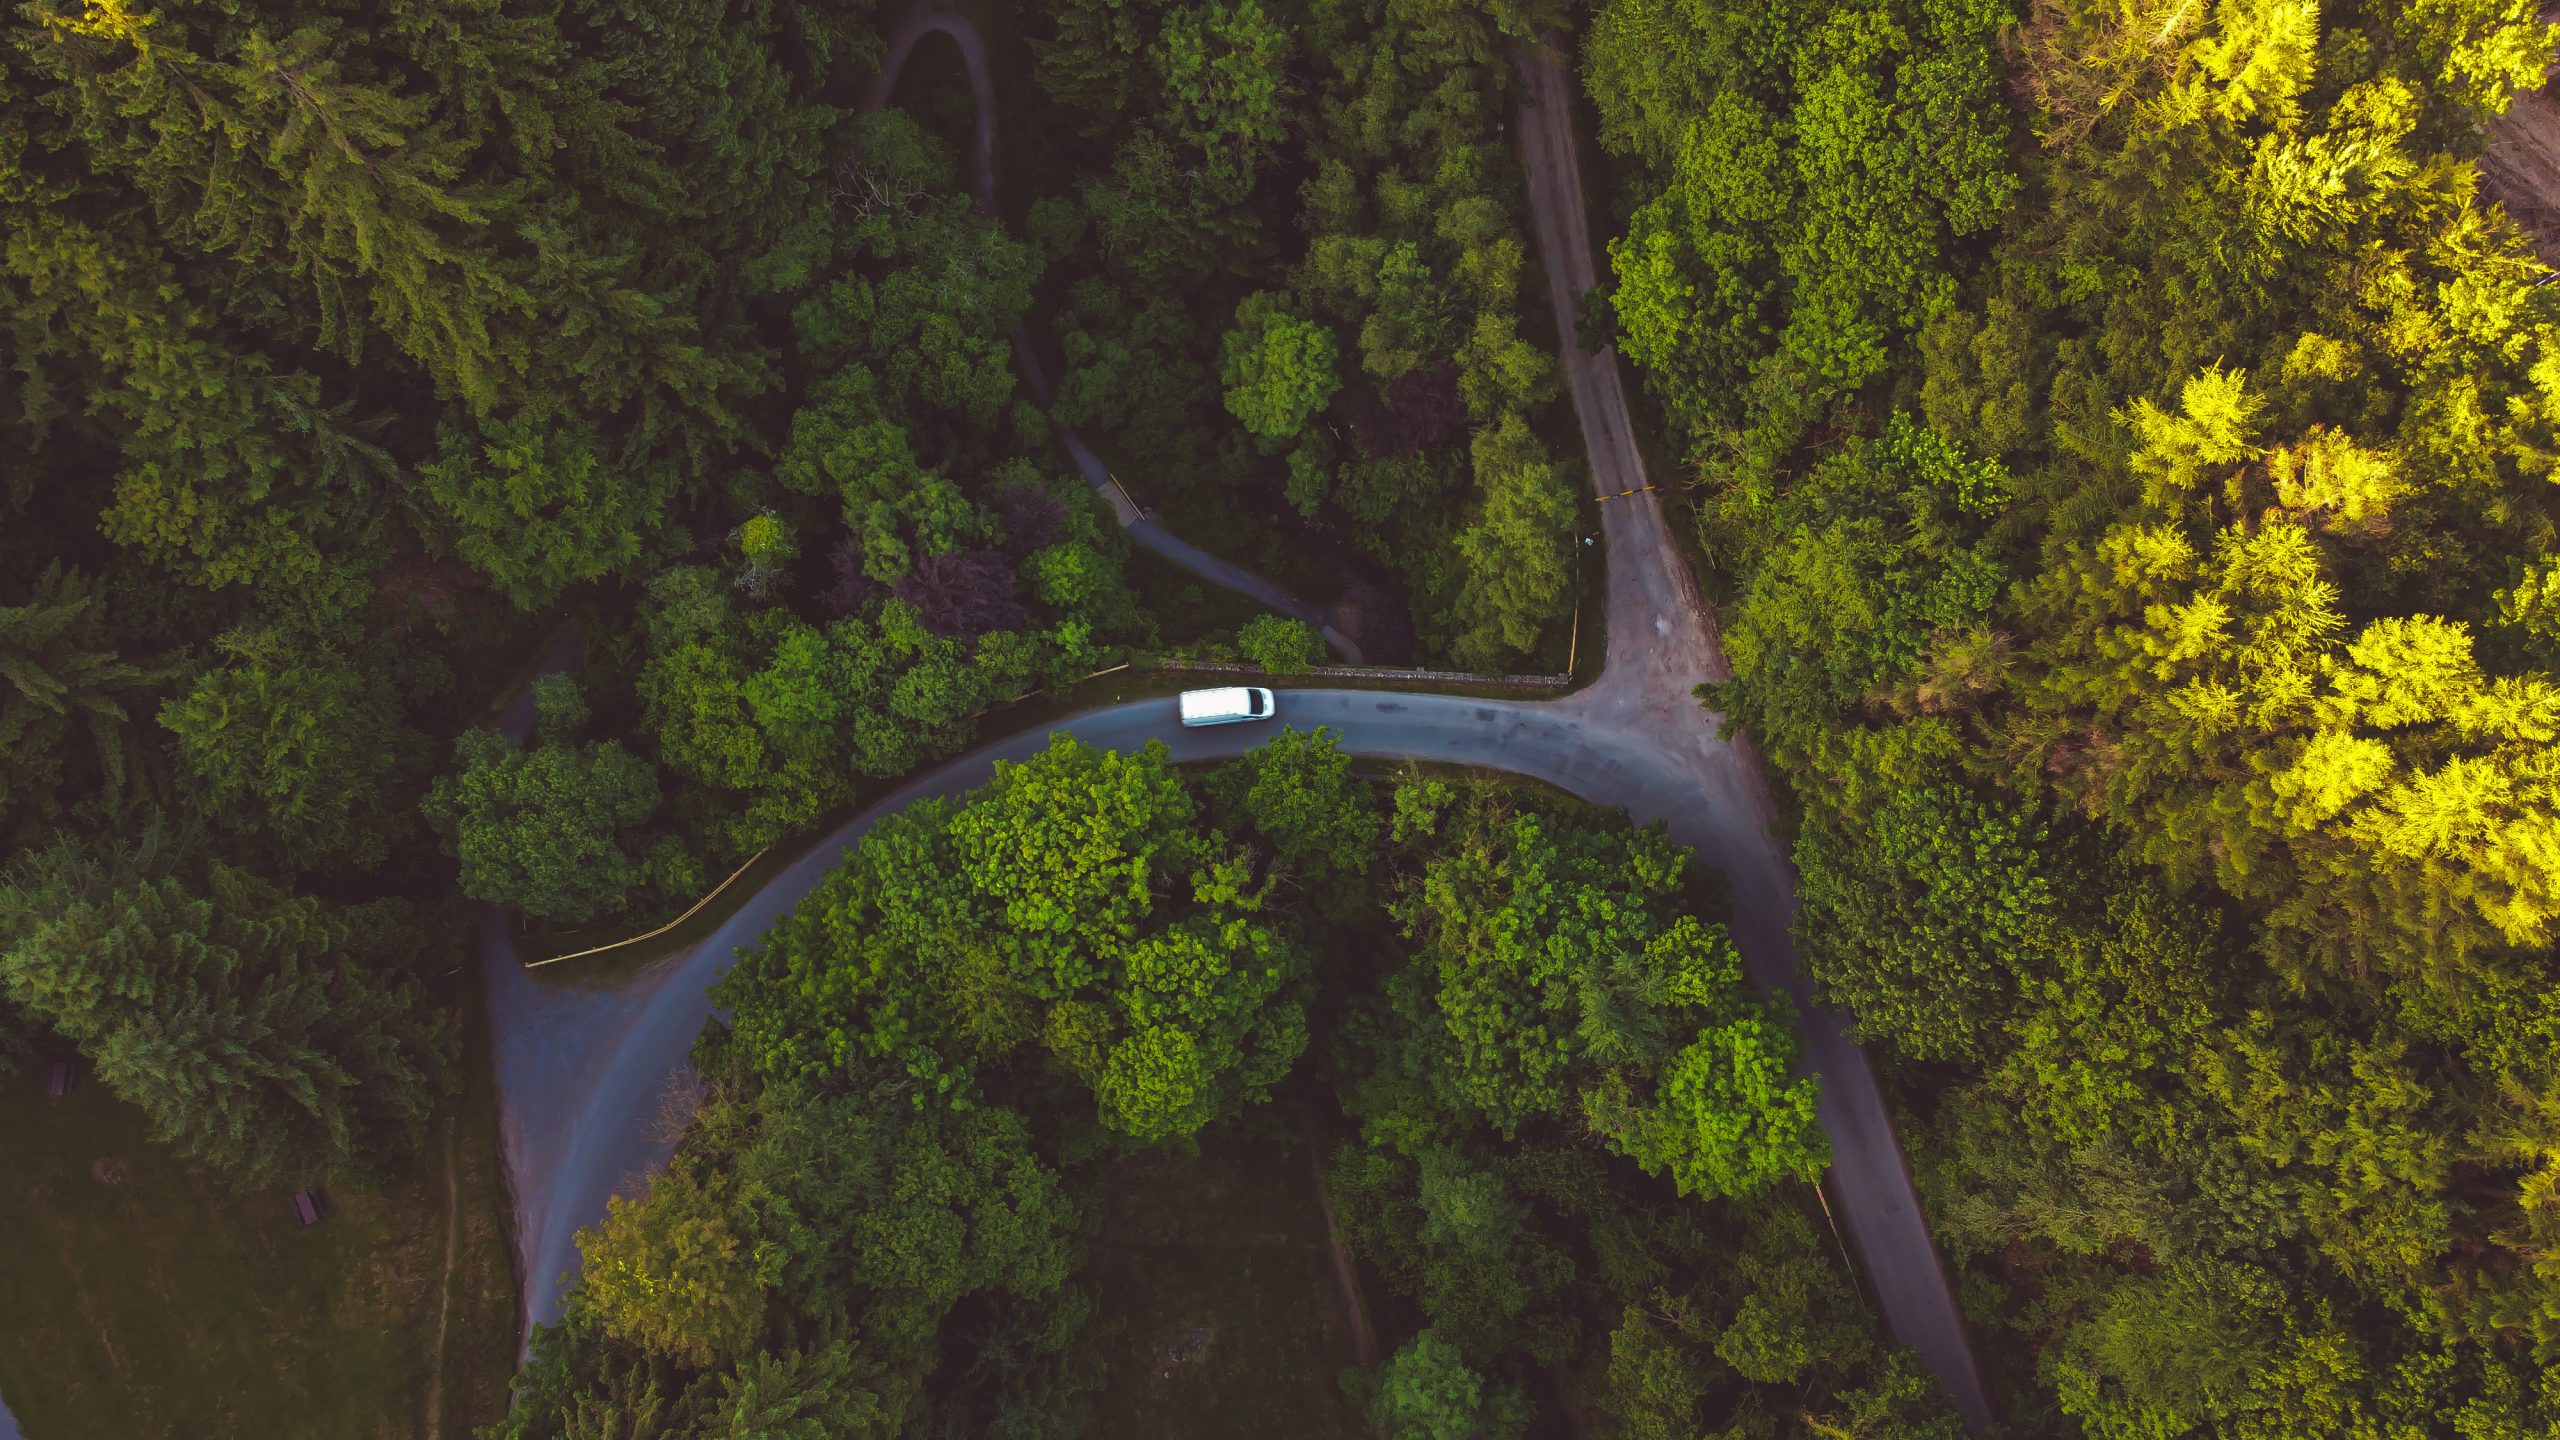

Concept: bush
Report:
left=1237, top=614, right=1325, bottom=673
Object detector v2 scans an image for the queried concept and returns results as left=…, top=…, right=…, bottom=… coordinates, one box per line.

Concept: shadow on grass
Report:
left=0, top=987, right=518, bottom=1439
left=1087, top=1124, right=1372, bottom=1438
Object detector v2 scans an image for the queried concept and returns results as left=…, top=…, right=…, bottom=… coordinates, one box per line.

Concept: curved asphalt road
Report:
left=485, top=11, right=1994, bottom=1431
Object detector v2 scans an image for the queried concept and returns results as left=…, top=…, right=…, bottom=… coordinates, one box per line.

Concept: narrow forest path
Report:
left=423, top=1116, right=459, bottom=1440
left=481, top=12, right=1995, bottom=1433
left=1511, top=41, right=1994, bottom=1425
left=861, top=8, right=1365, bottom=662
left=1295, top=1103, right=1376, bottom=1369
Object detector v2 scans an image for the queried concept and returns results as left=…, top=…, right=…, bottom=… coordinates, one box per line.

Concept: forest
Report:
left=0, top=0, right=1587, bottom=1427
left=5, top=0, right=2560, bottom=1433
left=1590, top=0, right=2560, bottom=1431
left=0, top=0, right=1586, bottom=1181
left=495, top=730, right=1957, bottom=1438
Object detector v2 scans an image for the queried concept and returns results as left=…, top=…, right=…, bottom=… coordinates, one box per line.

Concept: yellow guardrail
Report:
left=525, top=848, right=770, bottom=969
left=522, top=663, right=1139, bottom=971
left=519, top=644, right=1592, bottom=973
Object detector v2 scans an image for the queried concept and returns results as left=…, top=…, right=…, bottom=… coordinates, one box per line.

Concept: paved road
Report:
left=494, top=691, right=1758, bottom=1325
left=485, top=11, right=1993, bottom=1431
left=1512, top=43, right=1994, bottom=1424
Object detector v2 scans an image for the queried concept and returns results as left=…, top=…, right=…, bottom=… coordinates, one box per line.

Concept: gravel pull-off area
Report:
left=2480, top=34, right=2560, bottom=265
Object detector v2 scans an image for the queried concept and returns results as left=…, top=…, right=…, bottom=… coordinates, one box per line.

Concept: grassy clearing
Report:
left=0, top=985, right=519, bottom=1440
left=1129, top=545, right=1286, bottom=649
left=1087, top=1125, right=1370, bottom=1438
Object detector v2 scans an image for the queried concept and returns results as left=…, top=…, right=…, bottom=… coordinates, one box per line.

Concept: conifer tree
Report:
left=160, top=628, right=427, bottom=873
left=0, top=995, right=40, bottom=1078
left=0, top=564, right=181, bottom=838
left=0, top=826, right=454, bottom=1185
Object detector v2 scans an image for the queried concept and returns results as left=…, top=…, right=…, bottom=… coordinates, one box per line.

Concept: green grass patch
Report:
left=1087, top=1126, right=1369, bottom=1438
left=1128, top=544, right=1284, bottom=649
left=0, top=985, right=519, bottom=1440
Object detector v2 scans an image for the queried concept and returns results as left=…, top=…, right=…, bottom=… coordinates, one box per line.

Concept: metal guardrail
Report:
left=1100, top=471, right=1147, bottom=524
left=525, top=848, right=770, bottom=969
left=1147, top=601, right=1583, bottom=689
left=520, top=629, right=1591, bottom=972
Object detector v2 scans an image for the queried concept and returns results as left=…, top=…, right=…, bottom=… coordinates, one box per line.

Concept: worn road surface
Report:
left=485, top=12, right=1992, bottom=1432
left=1529, top=42, right=1993, bottom=1424
left=2484, top=50, right=2560, bottom=267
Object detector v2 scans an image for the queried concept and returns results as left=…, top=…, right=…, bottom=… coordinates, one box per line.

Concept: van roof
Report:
left=1179, top=687, right=1255, bottom=716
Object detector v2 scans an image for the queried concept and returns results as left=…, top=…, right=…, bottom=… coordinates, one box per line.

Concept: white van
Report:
left=1177, top=686, right=1277, bottom=727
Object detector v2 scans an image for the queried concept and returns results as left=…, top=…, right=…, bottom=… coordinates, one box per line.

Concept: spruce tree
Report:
left=0, top=827, right=454, bottom=1185
left=0, top=564, right=181, bottom=837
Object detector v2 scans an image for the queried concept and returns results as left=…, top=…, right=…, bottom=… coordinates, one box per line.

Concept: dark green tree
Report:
left=1204, top=724, right=1380, bottom=912
left=160, top=629, right=425, bottom=872
left=716, top=734, right=1308, bottom=1144
left=1793, top=782, right=2055, bottom=1064
left=1378, top=778, right=1823, bottom=1195
left=0, top=564, right=179, bottom=839
left=424, top=676, right=667, bottom=925
left=1361, top=1329, right=1529, bottom=1440
left=0, top=827, right=454, bottom=1185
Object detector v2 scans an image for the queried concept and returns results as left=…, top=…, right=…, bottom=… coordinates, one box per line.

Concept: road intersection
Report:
left=482, top=14, right=1994, bottom=1428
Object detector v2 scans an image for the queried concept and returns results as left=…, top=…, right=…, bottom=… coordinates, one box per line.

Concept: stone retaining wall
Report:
left=1145, top=657, right=1573, bottom=690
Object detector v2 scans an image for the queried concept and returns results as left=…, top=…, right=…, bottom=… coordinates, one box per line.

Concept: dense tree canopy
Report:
left=503, top=732, right=1891, bottom=1436
left=1592, top=0, right=2017, bottom=470
left=423, top=675, right=672, bottom=925
left=0, top=0, right=1580, bottom=1288
left=1598, top=0, right=2560, bottom=1429
left=0, top=823, right=453, bottom=1185
left=31, top=0, right=2560, bottom=1431
left=716, top=733, right=1313, bottom=1143
left=0, top=0, right=898, bottom=1192
left=1032, top=0, right=1580, bottom=668
left=0, top=564, right=178, bottom=848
